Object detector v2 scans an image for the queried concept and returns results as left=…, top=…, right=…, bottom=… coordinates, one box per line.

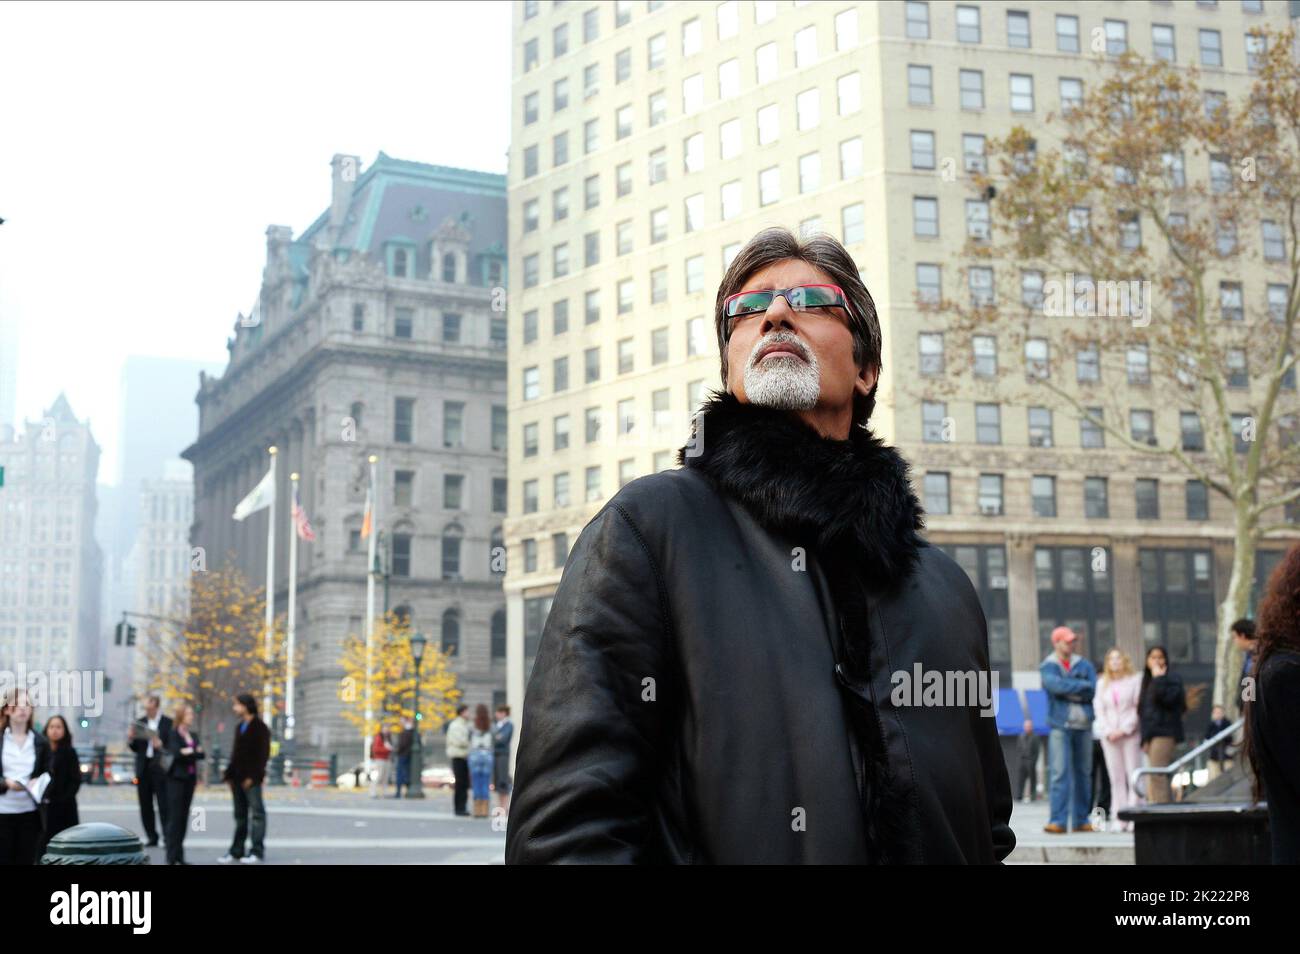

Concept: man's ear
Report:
left=855, top=362, right=879, bottom=398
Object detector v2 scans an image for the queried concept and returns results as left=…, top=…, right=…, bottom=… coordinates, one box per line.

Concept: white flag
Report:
left=233, top=468, right=275, bottom=521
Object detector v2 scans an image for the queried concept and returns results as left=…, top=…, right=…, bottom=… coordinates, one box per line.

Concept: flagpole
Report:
left=364, top=454, right=378, bottom=777
left=286, top=472, right=300, bottom=767
left=264, top=446, right=277, bottom=723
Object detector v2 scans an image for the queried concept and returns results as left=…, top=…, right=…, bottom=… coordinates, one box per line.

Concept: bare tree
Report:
left=920, top=28, right=1300, bottom=715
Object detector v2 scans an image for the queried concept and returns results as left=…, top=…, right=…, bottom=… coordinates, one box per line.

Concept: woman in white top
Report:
left=0, top=688, right=50, bottom=864
left=1094, top=648, right=1144, bottom=832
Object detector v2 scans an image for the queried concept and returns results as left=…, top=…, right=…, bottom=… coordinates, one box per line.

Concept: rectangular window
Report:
left=962, top=134, right=986, bottom=173
left=1056, top=14, right=1079, bottom=53
left=1186, top=481, right=1209, bottom=521
left=916, top=264, right=941, bottom=305
left=924, top=472, right=950, bottom=515
left=444, top=473, right=463, bottom=510
left=1105, top=19, right=1127, bottom=56
left=922, top=401, right=947, bottom=443
left=394, top=307, right=413, bottom=339
left=919, top=332, right=944, bottom=376
left=1200, top=29, right=1222, bottom=67
left=978, top=474, right=1003, bottom=515
left=908, top=65, right=932, bottom=106
left=492, top=405, right=507, bottom=451
left=905, top=1, right=929, bottom=40
left=1006, top=10, right=1030, bottom=48
left=910, top=130, right=935, bottom=169
left=1085, top=477, right=1109, bottom=519
left=1059, top=77, right=1083, bottom=112
left=842, top=202, right=865, bottom=244
left=966, top=199, right=990, bottom=241
left=1152, top=24, right=1176, bottom=62
left=1181, top=411, right=1205, bottom=451
left=973, top=335, right=996, bottom=376
left=392, top=534, right=412, bottom=577
left=1032, top=476, right=1056, bottom=518
left=394, top=470, right=414, bottom=508
left=1081, top=408, right=1105, bottom=448
left=1028, top=406, right=1053, bottom=447
left=443, top=401, right=464, bottom=447
left=913, top=196, right=938, bottom=237
left=1136, top=479, right=1160, bottom=519
left=956, top=5, right=980, bottom=43
left=959, top=69, right=984, bottom=110
left=1131, top=409, right=1156, bottom=446
left=970, top=266, right=994, bottom=307
left=394, top=398, right=414, bottom=443
left=1009, top=74, right=1034, bottom=112
left=976, top=403, right=1001, bottom=444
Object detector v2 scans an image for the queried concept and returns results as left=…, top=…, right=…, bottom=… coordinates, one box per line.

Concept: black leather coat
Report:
left=505, top=392, right=1015, bottom=864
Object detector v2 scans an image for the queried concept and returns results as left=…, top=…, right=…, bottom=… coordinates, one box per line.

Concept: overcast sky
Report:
left=0, top=0, right=512, bottom=480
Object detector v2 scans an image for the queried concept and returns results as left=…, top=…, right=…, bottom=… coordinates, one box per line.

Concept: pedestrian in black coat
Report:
left=164, top=704, right=204, bottom=865
left=1245, top=541, right=1300, bottom=864
left=36, top=714, right=81, bottom=859
left=507, top=228, right=1014, bottom=864
left=127, top=694, right=173, bottom=847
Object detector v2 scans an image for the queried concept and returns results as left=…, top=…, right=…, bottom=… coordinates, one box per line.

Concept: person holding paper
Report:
left=37, top=714, right=81, bottom=858
left=0, top=688, right=48, bottom=865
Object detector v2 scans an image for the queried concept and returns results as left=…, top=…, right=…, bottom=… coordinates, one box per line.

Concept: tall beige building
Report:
left=505, top=0, right=1299, bottom=728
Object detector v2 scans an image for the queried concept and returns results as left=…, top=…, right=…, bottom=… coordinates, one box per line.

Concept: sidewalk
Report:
left=1007, top=798, right=1135, bottom=865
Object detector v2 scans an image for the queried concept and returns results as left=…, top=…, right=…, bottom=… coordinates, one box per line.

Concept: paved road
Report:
left=74, top=784, right=506, bottom=865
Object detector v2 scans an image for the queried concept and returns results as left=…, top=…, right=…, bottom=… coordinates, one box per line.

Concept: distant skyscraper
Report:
left=104, top=356, right=220, bottom=682
left=0, top=394, right=103, bottom=730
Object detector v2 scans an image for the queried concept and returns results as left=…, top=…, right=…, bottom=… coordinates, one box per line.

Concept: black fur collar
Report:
left=675, top=389, right=926, bottom=591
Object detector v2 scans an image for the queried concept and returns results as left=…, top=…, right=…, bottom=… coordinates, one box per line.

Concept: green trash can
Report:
left=41, top=823, right=150, bottom=865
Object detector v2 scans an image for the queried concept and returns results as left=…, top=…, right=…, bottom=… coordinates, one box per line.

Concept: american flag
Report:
left=292, top=485, right=316, bottom=542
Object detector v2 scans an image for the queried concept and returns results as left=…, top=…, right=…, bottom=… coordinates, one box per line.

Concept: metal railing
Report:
left=76, top=748, right=340, bottom=788
left=1130, top=718, right=1243, bottom=801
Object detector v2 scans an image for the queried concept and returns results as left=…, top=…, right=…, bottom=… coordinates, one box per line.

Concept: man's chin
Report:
left=744, top=370, right=820, bottom=411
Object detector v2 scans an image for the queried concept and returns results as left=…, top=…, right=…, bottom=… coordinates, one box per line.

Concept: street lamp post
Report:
left=408, top=631, right=427, bottom=799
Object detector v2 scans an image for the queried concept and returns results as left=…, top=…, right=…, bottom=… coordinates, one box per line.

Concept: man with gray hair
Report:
left=507, top=228, right=1014, bottom=864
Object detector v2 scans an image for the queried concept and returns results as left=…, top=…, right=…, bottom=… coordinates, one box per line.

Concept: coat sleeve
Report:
left=504, top=503, right=672, bottom=864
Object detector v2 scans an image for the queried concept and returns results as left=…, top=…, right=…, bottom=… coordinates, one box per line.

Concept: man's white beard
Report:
left=743, top=333, right=821, bottom=410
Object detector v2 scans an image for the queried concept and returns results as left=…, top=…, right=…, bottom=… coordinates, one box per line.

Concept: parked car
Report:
left=421, top=765, right=456, bottom=790
left=336, top=763, right=378, bottom=790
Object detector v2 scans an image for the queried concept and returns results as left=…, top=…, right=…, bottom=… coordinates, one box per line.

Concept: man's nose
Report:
left=759, top=294, right=799, bottom=332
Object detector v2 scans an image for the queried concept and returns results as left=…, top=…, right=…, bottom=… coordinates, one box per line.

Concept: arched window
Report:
left=441, top=608, right=461, bottom=656
left=394, top=248, right=408, bottom=277
left=491, top=608, right=506, bottom=659
left=442, top=252, right=457, bottom=283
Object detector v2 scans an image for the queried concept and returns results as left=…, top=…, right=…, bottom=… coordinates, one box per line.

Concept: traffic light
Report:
left=113, top=620, right=137, bottom=646
left=79, top=718, right=89, bottom=728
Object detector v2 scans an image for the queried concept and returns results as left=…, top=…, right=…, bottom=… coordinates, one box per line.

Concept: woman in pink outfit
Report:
left=1095, top=648, right=1143, bottom=832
